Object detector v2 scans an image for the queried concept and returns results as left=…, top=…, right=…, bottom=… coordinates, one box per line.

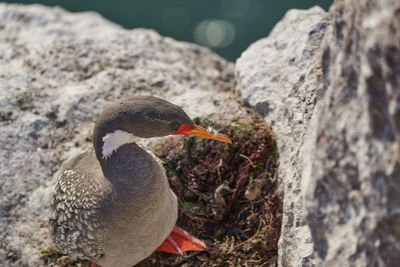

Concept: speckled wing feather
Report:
left=49, top=149, right=111, bottom=261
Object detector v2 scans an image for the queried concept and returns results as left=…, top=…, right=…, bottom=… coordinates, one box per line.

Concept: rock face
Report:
left=2, top=1, right=399, bottom=266
left=237, top=0, right=400, bottom=266
left=236, top=6, right=330, bottom=266
left=0, top=4, right=246, bottom=266
left=302, top=0, right=400, bottom=265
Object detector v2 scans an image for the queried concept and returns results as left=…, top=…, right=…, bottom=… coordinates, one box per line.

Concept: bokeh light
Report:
left=194, top=20, right=235, bottom=48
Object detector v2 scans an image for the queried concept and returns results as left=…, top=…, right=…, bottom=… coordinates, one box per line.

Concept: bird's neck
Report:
left=92, top=128, right=164, bottom=187
left=101, top=130, right=138, bottom=159
left=97, top=141, right=165, bottom=195
left=93, top=129, right=163, bottom=185
left=93, top=126, right=138, bottom=162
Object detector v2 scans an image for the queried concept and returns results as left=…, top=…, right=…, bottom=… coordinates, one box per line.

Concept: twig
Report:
left=216, top=158, right=223, bottom=183
left=239, top=154, right=256, bottom=168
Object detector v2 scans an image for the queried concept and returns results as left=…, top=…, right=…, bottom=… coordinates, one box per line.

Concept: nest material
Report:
left=147, top=114, right=281, bottom=267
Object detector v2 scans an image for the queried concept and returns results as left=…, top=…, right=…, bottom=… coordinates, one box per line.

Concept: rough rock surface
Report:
left=3, top=1, right=399, bottom=266
left=236, top=6, right=330, bottom=266
left=237, top=1, right=400, bottom=266
left=0, top=4, right=247, bottom=266
left=302, top=0, right=400, bottom=265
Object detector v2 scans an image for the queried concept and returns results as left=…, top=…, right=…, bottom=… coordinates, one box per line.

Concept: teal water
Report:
left=3, top=0, right=332, bottom=61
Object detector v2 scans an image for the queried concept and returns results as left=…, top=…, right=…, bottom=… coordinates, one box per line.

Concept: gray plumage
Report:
left=49, top=96, right=194, bottom=266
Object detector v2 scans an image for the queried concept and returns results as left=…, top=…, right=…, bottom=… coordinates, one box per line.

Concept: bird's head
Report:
left=93, top=96, right=231, bottom=160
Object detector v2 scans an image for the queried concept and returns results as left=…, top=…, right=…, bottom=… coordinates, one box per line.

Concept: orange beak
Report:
left=177, top=124, right=231, bottom=144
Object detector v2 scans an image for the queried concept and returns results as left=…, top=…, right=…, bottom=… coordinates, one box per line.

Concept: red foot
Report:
left=156, top=226, right=207, bottom=255
left=91, top=262, right=101, bottom=267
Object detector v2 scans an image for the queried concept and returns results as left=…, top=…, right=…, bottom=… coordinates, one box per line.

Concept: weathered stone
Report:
left=302, top=0, right=400, bottom=265
left=0, top=4, right=246, bottom=266
left=236, top=6, right=330, bottom=266
left=237, top=0, right=400, bottom=266
left=4, top=0, right=399, bottom=266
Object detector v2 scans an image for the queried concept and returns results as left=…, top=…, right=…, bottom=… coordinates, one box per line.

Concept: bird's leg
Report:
left=91, top=262, right=102, bottom=267
left=156, top=226, right=206, bottom=255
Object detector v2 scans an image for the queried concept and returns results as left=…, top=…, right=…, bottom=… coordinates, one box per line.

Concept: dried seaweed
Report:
left=144, top=114, right=281, bottom=267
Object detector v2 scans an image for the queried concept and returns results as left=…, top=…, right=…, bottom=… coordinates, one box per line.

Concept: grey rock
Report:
left=236, top=6, right=330, bottom=266
left=237, top=0, right=400, bottom=266
left=5, top=1, right=399, bottom=266
left=302, top=0, right=400, bottom=265
left=0, top=4, right=246, bottom=266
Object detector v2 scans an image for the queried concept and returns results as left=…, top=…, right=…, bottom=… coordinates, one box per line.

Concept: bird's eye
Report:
left=170, top=121, right=180, bottom=132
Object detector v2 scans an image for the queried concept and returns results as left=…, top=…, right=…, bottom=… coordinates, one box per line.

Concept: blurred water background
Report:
left=3, top=0, right=332, bottom=61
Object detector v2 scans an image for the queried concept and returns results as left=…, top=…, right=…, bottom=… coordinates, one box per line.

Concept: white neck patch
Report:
left=102, top=130, right=136, bottom=159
